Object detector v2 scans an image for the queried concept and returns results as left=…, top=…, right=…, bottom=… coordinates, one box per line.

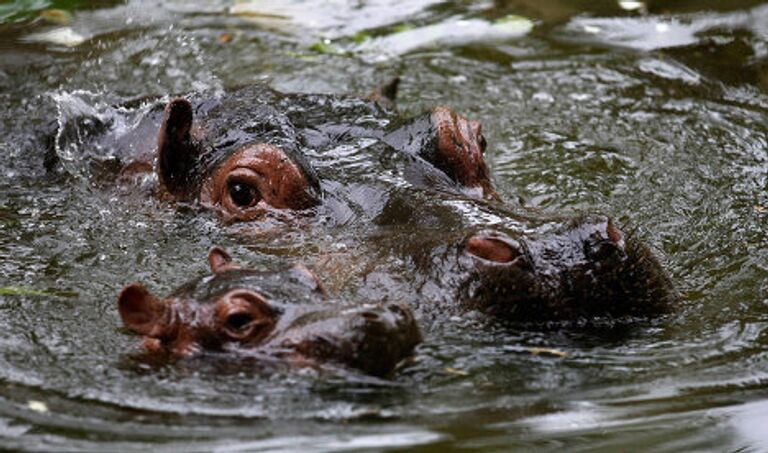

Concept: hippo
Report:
left=336, top=202, right=678, bottom=323
left=117, top=247, right=421, bottom=377
left=47, top=78, right=494, bottom=223
left=458, top=215, right=676, bottom=321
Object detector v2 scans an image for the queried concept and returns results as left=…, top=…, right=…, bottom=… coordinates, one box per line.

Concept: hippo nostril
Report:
left=466, top=235, right=523, bottom=263
left=361, top=311, right=381, bottom=322
left=585, top=220, right=628, bottom=261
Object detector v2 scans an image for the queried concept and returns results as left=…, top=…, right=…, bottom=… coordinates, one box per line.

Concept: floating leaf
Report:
left=561, top=16, right=707, bottom=51
left=309, top=40, right=347, bottom=56
left=391, top=23, right=415, bottom=34
left=352, top=31, right=371, bottom=44
left=527, top=347, right=569, bottom=358
left=228, top=0, right=443, bottom=40
left=0, top=286, right=75, bottom=297
left=27, top=400, right=49, bottom=413
left=229, top=3, right=290, bottom=20
left=618, top=1, right=646, bottom=11
left=39, top=8, right=71, bottom=25
left=0, top=286, right=51, bottom=296
left=444, top=367, right=469, bottom=376
left=355, top=17, right=533, bottom=62
left=494, top=14, right=528, bottom=25
left=24, top=27, right=86, bottom=47
left=284, top=50, right=317, bottom=60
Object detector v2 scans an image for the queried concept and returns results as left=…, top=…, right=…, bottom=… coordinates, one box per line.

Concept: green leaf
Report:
left=308, top=40, right=347, bottom=56
left=351, top=31, right=371, bottom=44
left=391, top=23, right=414, bottom=34
left=284, top=50, right=317, bottom=60
left=0, top=286, right=76, bottom=297
left=494, top=14, right=530, bottom=24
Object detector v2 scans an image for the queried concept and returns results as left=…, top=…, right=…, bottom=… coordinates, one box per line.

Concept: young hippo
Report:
left=48, top=79, right=494, bottom=222
left=117, top=248, right=421, bottom=377
left=154, top=89, right=322, bottom=222
left=339, top=202, right=678, bottom=323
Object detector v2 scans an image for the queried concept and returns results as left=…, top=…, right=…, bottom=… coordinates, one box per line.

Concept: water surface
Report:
left=2, top=0, right=768, bottom=451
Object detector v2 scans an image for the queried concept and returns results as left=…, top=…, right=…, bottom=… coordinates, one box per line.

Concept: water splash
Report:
left=52, top=90, right=116, bottom=184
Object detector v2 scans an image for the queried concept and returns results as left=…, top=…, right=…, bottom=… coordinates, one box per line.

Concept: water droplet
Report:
left=532, top=92, right=554, bottom=103
left=27, top=401, right=48, bottom=413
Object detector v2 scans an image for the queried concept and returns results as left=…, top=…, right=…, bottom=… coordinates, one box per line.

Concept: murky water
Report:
left=2, top=0, right=768, bottom=451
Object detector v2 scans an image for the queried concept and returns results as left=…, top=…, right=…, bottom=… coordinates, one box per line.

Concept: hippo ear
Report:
left=368, top=76, right=399, bottom=109
left=208, top=246, right=241, bottom=273
left=117, top=283, right=169, bottom=337
left=157, top=98, right=201, bottom=199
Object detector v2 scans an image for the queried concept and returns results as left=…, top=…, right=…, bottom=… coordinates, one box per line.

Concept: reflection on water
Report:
left=733, top=400, right=768, bottom=451
left=2, top=0, right=768, bottom=450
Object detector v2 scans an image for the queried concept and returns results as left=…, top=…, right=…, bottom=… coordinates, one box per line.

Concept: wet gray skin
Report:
left=118, top=248, right=420, bottom=378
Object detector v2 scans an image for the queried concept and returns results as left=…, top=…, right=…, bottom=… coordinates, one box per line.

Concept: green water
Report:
left=2, top=0, right=768, bottom=451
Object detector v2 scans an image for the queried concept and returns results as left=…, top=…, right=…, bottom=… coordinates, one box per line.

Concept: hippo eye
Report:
left=225, top=312, right=254, bottom=332
left=227, top=181, right=259, bottom=208
left=217, top=291, right=277, bottom=342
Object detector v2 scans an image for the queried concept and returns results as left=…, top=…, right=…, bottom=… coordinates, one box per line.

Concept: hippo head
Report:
left=156, top=98, right=321, bottom=222
left=117, top=248, right=420, bottom=377
left=460, top=215, right=677, bottom=322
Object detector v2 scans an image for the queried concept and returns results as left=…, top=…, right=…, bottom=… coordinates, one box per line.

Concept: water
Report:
left=2, top=0, right=768, bottom=451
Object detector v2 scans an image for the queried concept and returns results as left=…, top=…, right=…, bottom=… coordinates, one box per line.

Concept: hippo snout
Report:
left=348, top=303, right=422, bottom=376
left=582, top=218, right=627, bottom=263
left=359, top=303, right=416, bottom=331
left=458, top=216, right=677, bottom=321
